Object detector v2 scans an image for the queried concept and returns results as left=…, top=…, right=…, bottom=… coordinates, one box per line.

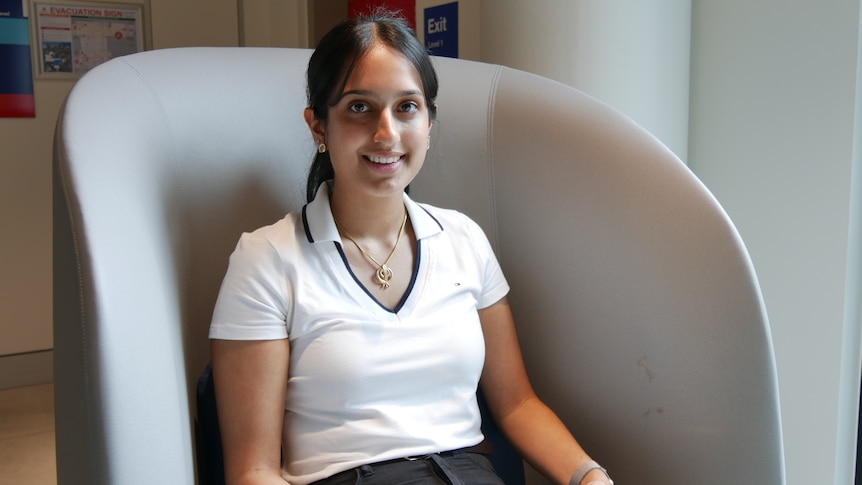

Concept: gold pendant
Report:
left=376, top=264, right=393, bottom=289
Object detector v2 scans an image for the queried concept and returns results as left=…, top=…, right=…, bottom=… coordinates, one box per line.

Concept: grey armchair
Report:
left=53, top=47, right=785, bottom=484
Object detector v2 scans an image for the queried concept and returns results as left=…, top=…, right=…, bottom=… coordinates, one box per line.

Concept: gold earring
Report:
left=317, top=141, right=326, bottom=153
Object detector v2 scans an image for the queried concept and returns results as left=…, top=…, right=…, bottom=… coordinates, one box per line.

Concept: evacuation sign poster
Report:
left=33, top=2, right=144, bottom=76
left=424, top=1, right=457, bottom=58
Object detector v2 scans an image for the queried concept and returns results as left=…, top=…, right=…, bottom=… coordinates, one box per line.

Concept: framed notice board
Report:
left=29, top=0, right=151, bottom=79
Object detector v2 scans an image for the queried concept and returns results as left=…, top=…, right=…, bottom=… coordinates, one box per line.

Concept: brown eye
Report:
left=400, top=101, right=420, bottom=113
left=349, top=102, right=370, bottom=113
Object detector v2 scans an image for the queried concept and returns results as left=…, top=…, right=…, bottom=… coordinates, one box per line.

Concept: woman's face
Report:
left=308, top=43, right=433, bottom=201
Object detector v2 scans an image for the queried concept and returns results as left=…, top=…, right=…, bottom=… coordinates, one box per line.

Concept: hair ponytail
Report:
left=306, top=151, right=334, bottom=203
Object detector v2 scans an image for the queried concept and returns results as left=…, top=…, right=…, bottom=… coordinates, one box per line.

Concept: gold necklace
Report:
left=333, top=207, right=408, bottom=289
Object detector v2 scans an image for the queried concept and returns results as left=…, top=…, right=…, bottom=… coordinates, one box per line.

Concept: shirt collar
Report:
left=302, top=182, right=444, bottom=244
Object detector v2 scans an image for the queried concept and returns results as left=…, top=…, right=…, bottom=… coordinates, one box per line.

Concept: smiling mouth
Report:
left=365, top=155, right=404, bottom=165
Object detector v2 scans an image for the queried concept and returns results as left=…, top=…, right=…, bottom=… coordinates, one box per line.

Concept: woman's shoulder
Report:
left=413, top=201, right=472, bottom=224
left=235, top=210, right=304, bottom=248
left=412, top=201, right=487, bottom=238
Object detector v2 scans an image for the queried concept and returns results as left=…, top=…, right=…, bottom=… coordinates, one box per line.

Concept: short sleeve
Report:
left=209, top=231, right=289, bottom=340
left=465, top=217, right=510, bottom=309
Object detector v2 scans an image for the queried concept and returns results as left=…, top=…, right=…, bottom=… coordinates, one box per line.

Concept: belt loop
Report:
left=354, top=464, right=373, bottom=484
left=428, top=453, right=466, bottom=485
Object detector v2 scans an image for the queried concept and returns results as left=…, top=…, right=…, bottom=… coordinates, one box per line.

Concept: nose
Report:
left=372, top=109, right=398, bottom=145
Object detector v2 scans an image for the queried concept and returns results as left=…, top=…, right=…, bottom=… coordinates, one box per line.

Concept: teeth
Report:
left=367, top=155, right=401, bottom=164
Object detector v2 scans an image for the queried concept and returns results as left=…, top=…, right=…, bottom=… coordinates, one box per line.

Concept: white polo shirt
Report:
left=209, top=186, right=510, bottom=484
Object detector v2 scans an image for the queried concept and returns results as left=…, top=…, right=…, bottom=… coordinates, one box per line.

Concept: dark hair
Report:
left=304, top=10, right=439, bottom=202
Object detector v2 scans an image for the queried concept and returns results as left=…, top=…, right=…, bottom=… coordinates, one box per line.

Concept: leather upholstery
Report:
left=53, top=47, right=785, bottom=484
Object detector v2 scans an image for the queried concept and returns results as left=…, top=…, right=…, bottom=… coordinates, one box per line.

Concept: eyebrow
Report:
left=340, top=89, right=423, bottom=99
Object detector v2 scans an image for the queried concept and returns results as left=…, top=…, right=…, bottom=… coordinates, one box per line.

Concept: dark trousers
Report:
left=310, top=451, right=507, bottom=485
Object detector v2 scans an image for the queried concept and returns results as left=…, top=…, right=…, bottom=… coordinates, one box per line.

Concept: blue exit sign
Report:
left=0, top=0, right=24, bottom=18
left=424, top=2, right=457, bottom=58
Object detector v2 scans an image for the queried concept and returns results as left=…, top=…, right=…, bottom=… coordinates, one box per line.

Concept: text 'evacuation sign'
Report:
left=424, top=2, right=457, bottom=58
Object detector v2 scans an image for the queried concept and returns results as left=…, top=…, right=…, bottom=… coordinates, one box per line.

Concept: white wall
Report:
left=240, top=0, right=309, bottom=48
left=689, top=2, right=861, bottom=484
left=480, top=1, right=862, bottom=484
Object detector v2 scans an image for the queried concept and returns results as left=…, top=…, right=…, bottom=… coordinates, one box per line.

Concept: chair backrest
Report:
left=53, top=47, right=785, bottom=484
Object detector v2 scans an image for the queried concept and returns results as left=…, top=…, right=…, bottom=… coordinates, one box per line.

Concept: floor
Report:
left=0, top=383, right=56, bottom=485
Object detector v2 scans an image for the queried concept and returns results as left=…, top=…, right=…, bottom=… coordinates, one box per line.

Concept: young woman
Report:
left=209, top=11, right=613, bottom=485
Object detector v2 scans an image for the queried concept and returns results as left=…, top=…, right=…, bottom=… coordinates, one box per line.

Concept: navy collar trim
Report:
left=301, top=186, right=444, bottom=244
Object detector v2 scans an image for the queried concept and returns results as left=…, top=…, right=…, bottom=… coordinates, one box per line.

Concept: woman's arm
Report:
left=211, top=338, right=291, bottom=485
left=478, top=298, right=612, bottom=485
